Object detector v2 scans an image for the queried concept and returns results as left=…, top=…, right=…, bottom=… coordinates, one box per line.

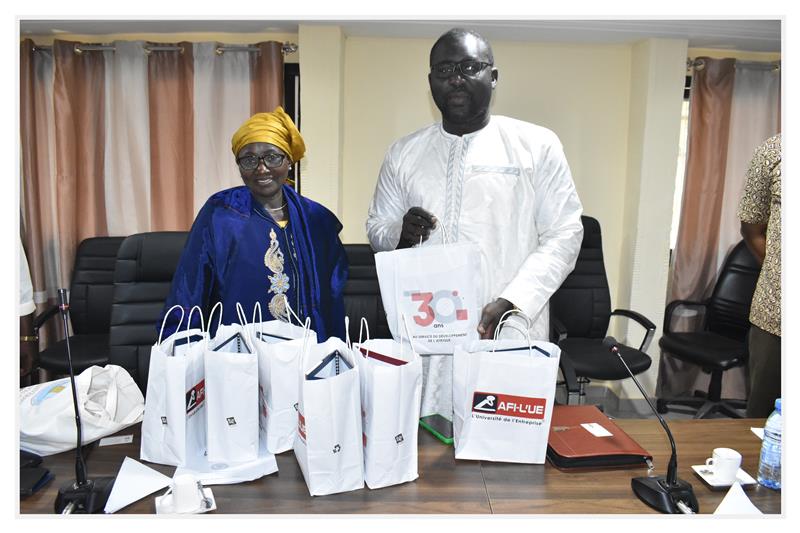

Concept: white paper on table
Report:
left=173, top=440, right=278, bottom=485
left=104, top=457, right=172, bottom=513
left=751, top=427, right=764, bottom=440
left=713, top=482, right=763, bottom=515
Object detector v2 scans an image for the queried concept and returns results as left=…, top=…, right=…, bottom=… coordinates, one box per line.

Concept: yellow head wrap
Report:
left=231, top=106, right=306, bottom=162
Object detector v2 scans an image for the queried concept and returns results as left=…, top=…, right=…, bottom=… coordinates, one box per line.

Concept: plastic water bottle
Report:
left=757, top=398, right=781, bottom=489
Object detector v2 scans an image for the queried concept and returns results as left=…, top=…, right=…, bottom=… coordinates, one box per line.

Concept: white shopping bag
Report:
left=293, top=336, right=364, bottom=496
left=353, top=317, right=422, bottom=489
left=453, top=312, right=560, bottom=464
left=245, top=301, right=318, bottom=454
left=375, top=240, right=482, bottom=354
left=204, top=303, right=259, bottom=464
left=21, top=364, right=144, bottom=456
left=140, top=306, right=207, bottom=466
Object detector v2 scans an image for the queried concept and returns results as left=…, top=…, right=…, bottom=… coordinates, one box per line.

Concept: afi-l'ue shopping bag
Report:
left=293, top=337, right=364, bottom=496
left=453, top=313, right=560, bottom=463
left=245, top=301, right=318, bottom=454
left=375, top=240, right=482, bottom=355
left=204, top=303, right=260, bottom=464
left=140, top=306, right=207, bottom=466
left=352, top=317, right=422, bottom=489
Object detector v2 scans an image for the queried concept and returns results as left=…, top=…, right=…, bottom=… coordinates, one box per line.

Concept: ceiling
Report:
left=19, top=19, right=781, bottom=52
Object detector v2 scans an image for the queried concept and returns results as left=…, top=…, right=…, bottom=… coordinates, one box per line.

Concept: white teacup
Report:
left=705, top=447, right=742, bottom=484
left=171, top=474, right=204, bottom=513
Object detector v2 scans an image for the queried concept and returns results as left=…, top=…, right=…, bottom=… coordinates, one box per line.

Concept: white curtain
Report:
left=104, top=40, right=152, bottom=236
left=22, top=48, right=62, bottom=305
left=716, top=62, right=781, bottom=267
left=193, top=43, right=252, bottom=213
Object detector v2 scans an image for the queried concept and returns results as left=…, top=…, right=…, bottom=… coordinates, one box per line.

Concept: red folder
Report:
left=357, top=346, right=407, bottom=366
left=546, top=405, right=652, bottom=469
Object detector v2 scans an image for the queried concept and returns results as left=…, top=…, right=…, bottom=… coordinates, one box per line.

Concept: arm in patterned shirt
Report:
left=737, top=136, right=779, bottom=265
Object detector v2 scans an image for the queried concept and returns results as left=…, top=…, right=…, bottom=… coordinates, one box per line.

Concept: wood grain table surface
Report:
left=19, top=418, right=780, bottom=515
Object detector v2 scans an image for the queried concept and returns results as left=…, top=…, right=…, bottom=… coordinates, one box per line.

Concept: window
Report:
left=284, top=62, right=301, bottom=192
left=669, top=75, right=692, bottom=252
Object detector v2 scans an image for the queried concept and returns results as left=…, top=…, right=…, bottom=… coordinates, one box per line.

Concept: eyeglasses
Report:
left=237, top=153, right=287, bottom=171
left=430, top=60, right=493, bottom=79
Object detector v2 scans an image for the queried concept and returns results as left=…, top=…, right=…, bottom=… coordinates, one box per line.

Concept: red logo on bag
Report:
left=472, top=391, right=546, bottom=419
left=186, top=379, right=205, bottom=415
left=406, top=290, right=468, bottom=327
left=298, top=412, right=306, bottom=442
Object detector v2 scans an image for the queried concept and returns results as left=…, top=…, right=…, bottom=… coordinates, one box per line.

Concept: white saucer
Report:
left=691, top=465, right=757, bottom=489
left=155, top=487, right=217, bottom=514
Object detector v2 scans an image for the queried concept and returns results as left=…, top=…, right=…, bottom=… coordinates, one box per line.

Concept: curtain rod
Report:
left=32, top=41, right=298, bottom=55
left=686, top=57, right=780, bottom=71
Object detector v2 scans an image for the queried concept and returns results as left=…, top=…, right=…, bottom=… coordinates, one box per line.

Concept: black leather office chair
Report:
left=657, top=240, right=760, bottom=419
left=108, top=231, right=188, bottom=394
left=343, top=244, right=390, bottom=343
left=550, top=216, right=656, bottom=404
left=33, top=236, right=125, bottom=378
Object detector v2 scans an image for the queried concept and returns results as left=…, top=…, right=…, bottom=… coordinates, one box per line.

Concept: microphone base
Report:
left=54, top=477, right=116, bottom=514
left=632, top=475, right=699, bottom=514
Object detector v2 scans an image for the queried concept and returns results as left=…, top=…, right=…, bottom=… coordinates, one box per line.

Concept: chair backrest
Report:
left=109, top=231, right=188, bottom=392
left=705, top=240, right=761, bottom=341
left=343, top=244, right=390, bottom=342
left=549, top=216, right=612, bottom=339
left=68, top=236, right=126, bottom=335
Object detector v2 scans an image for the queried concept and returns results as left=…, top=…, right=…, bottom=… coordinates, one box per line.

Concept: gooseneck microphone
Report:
left=53, top=288, right=116, bottom=514
left=602, top=336, right=698, bottom=514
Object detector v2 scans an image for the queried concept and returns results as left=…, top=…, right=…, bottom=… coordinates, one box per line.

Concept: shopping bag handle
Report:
left=354, top=317, right=372, bottom=359
left=345, top=315, right=371, bottom=354
left=359, top=317, right=370, bottom=346
left=399, top=313, right=420, bottom=362
left=492, top=309, right=534, bottom=355
left=493, top=309, right=532, bottom=339
left=235, top=301, right=248, bottom=326
left=207, top=301, right=224, bottom=335
left=185, top=305, right=206, bottom=348
left=235, top=302, right=254, bottom=352
left=186, top=305, right=206, bottom=334
left=417, top=213, right=449, bottom=246
left=282, top=294, right=305, bottom=326
left=298, top=316, right=314, bottom=376
left=252, top=301, right=263, bottom=330
left=157, top=305, right=184, bottom=345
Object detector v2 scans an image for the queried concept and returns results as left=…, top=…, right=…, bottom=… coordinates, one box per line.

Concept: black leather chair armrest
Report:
left=663, top=299, right=707, bottom=334
left=32, top=305, right=59, bottom=333
left=611, top=308, right=657, bottom=352
left=551, top=316, right=568, bottom=343
left=558, top=349, right=580, bottom=404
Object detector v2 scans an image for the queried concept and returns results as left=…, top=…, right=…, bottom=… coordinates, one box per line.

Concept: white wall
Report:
left=297, top=25, right=345, bottom=214
left=341, top=37, right=438, bottom=242
left=613, top=38, right=688, bottom=403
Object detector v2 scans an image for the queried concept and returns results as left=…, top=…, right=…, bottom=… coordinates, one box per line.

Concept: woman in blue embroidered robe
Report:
left=159, top=107, right=348, bottom=341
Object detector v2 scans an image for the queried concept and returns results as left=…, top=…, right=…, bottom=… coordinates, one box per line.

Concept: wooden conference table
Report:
left=20, top=418, right=780, bottom=514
